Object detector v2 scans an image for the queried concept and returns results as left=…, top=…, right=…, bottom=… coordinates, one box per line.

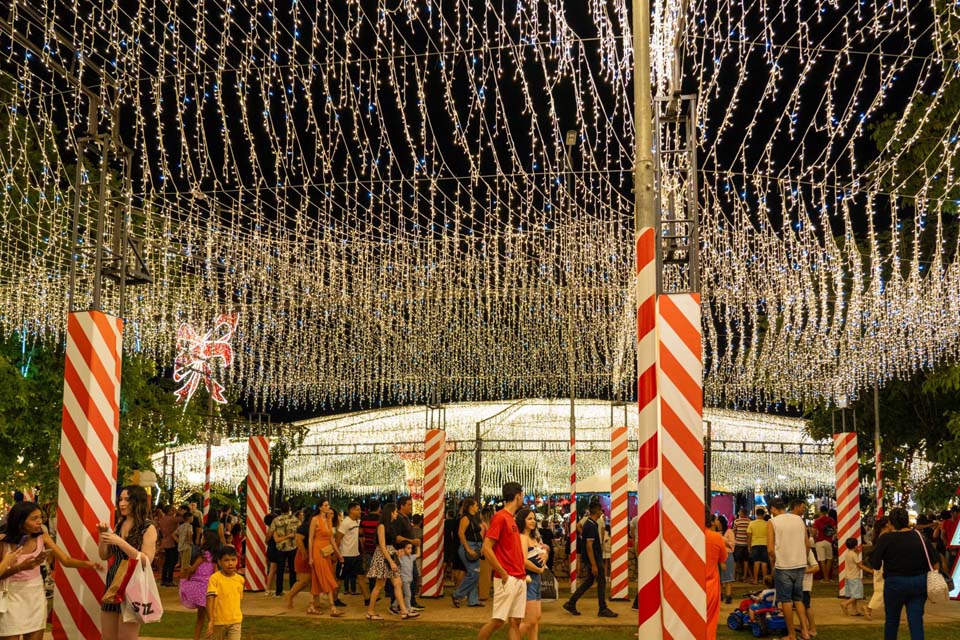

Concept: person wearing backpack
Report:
left=813, top=506, right=837, bottom=582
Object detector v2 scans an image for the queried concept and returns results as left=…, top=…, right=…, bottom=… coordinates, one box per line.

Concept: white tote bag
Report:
left=121, top=555, right=164, bottom=624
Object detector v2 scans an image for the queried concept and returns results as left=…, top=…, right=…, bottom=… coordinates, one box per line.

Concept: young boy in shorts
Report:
left=206, top=546, right=245, bottom=640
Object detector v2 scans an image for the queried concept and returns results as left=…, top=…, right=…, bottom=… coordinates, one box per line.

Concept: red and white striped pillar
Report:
left=52, top=311, right=123, bottom=640
left=875, top=448, right=883, bottom=519
left=569, top=437, right=577, bottom=592
left=658, top=294, right=706, bottom=640
left=244, top=436, right=270, bottom=591
left=203, top=438, right=212, bottom=524
left=834, top=432, right=862, bottom=597
left=421, top=429, right=447, bottom=597
left=609, top=425, right=629, bottom=600
left=636, top=226, right=662, bottom=638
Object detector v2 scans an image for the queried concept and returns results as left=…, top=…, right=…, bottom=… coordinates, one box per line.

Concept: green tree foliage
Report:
left=806, top=371, right=960, bottom=511
left=0, top=334, right=235, bottom=501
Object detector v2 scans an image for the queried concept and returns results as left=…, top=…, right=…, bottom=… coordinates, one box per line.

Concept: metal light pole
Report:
left=634, top=0, right=663, bottom=636
left=564, top=128, right=579, bottom=593
left=874, top=384, right=883, bottom=517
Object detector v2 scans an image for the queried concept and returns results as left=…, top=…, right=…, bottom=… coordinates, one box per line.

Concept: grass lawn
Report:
left=141, top=611, right=957, bottom=639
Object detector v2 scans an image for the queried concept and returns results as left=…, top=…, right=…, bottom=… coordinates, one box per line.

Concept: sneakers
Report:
left=452, top=595, right=462, bottom=608
left=562, top=601, right=581, bottom=616
left=598, top=608, right=619, bottom=618
left=334, top=599, right=348, bottom=607
left=409, top=605, right=425, bottom=612
left=389, top=605, right=401, bottom=616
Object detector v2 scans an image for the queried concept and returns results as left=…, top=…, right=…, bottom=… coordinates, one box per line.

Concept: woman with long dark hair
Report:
left=516, top=507, right=547, bottom=640
left=97, top=485, right=157, bottom=640
left=451, top=498, right=483, bottom=607
left=0, top=502, right=102, bottom=639
left=365, top=503, right=418, bottom=620
left=308, top=497, right=344, bottom=616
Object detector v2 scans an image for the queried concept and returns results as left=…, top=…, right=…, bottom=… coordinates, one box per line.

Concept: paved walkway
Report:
left=45, top=578, right=960, bottom=638
left=157, top=579, right=960, bottom=627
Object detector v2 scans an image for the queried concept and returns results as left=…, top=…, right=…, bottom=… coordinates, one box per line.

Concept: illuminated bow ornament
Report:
left=173, top=313, right=239, bottom=406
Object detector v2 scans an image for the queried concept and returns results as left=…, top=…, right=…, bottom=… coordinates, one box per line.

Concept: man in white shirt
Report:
left=768, top=499, right=811, bottom=640
left=336, top=502, right=369, bottom=601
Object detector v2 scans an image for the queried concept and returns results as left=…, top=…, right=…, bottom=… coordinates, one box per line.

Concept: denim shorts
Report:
left=844, top=577, right=864, bottom=600
left=774, top=567, right=805, bottom=604
left=751, top=546, right=769, bottom=564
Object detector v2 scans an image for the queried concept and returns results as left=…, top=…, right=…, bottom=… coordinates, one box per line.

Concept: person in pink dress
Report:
left=178, top=529, right=221, bottom=640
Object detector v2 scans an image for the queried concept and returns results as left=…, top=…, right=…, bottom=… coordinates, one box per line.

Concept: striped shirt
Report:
left=733, top=517, right=751, bottom=546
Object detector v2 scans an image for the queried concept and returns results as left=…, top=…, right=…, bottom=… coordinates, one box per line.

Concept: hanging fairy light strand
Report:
left=0, top=0, right=958, bottom=410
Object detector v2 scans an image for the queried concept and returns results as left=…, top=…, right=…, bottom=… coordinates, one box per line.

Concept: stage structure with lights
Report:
left=154, top=401, right=842, bottom=498
left=2, top=0, right=960, bottom=411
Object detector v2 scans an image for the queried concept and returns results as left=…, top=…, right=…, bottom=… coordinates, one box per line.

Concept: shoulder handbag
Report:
left=917, top=529, right=949, bottom=603
left=320, top=544, right=335, bottom=557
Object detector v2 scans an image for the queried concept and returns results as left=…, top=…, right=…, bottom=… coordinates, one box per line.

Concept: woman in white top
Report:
left=0, top=502, right=102, bottom=640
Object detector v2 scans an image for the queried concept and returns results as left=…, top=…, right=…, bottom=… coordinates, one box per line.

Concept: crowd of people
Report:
left=0, top=487, right=957, bottom=640
left=702, top=500, right=956, bottom=640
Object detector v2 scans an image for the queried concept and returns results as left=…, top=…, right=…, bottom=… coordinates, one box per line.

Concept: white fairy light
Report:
left=152, top=400, right=842, bottom=496
left=0, top=0, right=958, bottom=411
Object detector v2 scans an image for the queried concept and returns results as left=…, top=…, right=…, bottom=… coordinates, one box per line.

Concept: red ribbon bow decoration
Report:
left=173, top=313, right=239, bottom=407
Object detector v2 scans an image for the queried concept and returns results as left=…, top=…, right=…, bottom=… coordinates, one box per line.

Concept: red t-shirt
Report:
left=813, top=515, right=836, bottom=543
left=943, top=517, right=960, bottom=548
left=485, top=509, right=526, bottom=579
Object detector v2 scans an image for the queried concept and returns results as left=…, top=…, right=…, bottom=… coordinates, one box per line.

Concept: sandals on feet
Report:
left=306, top=606, right=322, bottom=615
left=330, top=609, right=344, bottom=618
left=402, top=611, right=420, bottom=620
left=365, top=612, right=384, bottom=621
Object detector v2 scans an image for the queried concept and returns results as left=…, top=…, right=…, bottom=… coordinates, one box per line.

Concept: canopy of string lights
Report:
left=154, top=401, right=841, bottom=495
left=2, top=0, right=958, bottom=410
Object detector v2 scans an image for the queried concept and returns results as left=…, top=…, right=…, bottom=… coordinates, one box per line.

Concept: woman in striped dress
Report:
left=98, top=486, right=157, bottom=640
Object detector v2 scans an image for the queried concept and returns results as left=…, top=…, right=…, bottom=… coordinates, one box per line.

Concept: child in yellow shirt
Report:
left=206, top=545, right=245, bottom=640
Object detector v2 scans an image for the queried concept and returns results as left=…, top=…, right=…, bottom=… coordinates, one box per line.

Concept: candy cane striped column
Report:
left=834, top=432, right=862, bottom=597
left=421, top=429, right=447, bottom=597
left=609, top=426, right=630, bottom=599
left=245, top=436, right=270, bottom=591
left=636, top=226, right=661, bottom=638
left=569, top=438, right=577, bottom=592
left=52, top=311, right=123, bottom=640
left=658, top=294, right=706, bottom=640
left=203, top=438, right=212, bottom=524
left=876, top=447, right=883, bottom=519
